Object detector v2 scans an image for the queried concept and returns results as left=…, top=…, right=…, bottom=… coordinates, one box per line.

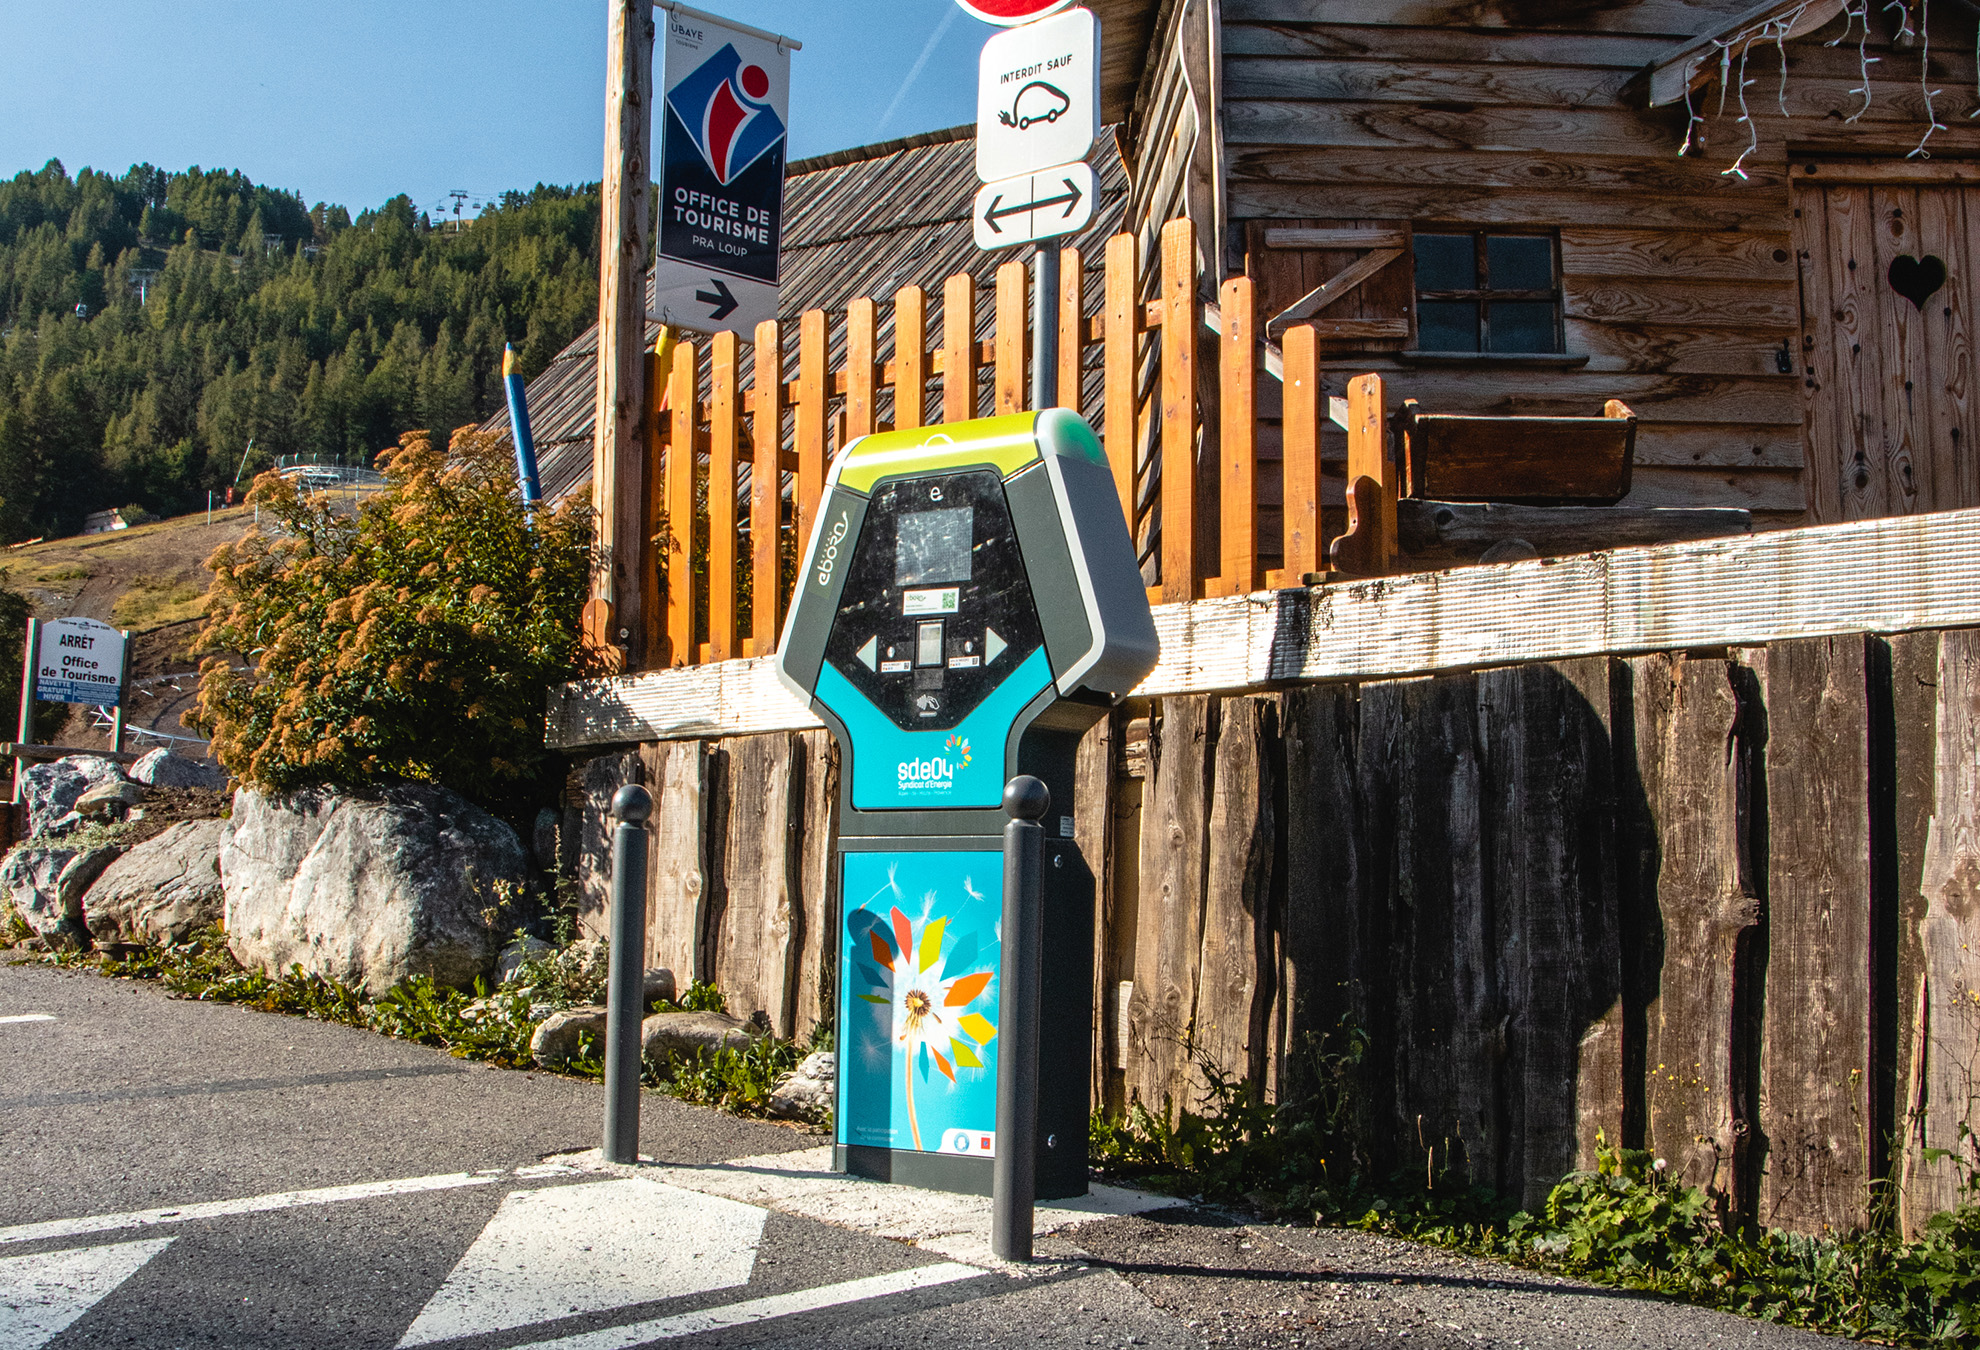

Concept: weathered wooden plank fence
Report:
left=563, top=613, right=1980, bottom=1234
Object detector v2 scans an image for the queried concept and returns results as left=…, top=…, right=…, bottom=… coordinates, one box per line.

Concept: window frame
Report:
left=1411, top=228, right=1564, bottom=356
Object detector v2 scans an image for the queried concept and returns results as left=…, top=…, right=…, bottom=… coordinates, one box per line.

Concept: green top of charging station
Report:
left=832, top=411, right=1108, bottom=496
left=776, top=409, right=1158, bottom=816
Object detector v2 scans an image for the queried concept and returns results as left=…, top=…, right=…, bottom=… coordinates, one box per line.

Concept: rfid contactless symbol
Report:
left=999, top=82, right=1071, bottom=131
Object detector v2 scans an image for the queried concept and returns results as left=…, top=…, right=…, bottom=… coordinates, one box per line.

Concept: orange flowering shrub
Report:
left=188, top=428, right=590, bottom=805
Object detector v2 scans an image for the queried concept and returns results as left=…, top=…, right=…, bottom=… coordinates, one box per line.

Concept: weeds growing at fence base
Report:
left=5, top=926, right=825, bottom=1127
left=1090, top=1025, right=1980, bottom=1347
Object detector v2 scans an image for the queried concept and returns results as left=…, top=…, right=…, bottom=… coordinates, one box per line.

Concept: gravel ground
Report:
left=1070, top=1207, right=1853, bottom=1349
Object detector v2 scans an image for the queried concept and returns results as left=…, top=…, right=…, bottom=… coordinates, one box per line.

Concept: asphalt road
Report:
left=0, top=961, right=1851, bottom=1350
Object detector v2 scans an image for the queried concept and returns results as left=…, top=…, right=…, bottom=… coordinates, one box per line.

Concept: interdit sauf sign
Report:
left=35, top=617, right=125, bottom=707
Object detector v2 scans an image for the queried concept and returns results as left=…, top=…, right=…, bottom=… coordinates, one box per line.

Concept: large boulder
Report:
left=82, top=818, right=230, bottom=946
left=130, top=749, right=229, bottom=791
left=2, top=844, right=121, bottom=946
left=20, top=757, right=126, bottom=838
left=530, top=1006, right=607, bottom=1066
left=640, top=1010, right=756, bottom=1066
left=221, top=784, right=527, bottom=996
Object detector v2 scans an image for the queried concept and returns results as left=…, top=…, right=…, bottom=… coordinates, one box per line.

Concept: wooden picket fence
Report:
left=642, top=218, right=1397, bottom=669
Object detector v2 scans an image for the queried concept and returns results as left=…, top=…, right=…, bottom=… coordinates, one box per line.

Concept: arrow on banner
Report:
left=694, top=278, right=741, bottom=321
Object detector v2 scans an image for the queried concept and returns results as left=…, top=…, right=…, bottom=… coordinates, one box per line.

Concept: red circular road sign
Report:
left=954, top=0, right=1078, bottom=26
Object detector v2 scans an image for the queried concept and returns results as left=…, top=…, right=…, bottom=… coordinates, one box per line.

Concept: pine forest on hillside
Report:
left=0, top=160, right=603, bottom=543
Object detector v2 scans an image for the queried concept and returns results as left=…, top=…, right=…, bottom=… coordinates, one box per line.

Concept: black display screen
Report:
left=823, top=469, right=1044, bottom=732
left=895, top=506, right=973, bottom=586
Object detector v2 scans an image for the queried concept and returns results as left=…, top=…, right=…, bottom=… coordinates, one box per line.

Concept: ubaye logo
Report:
left=898, top=734, right=972, bottom=795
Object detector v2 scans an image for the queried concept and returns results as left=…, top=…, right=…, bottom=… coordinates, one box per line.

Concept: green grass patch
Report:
left=1091, top=1028, right=1980, bottom=1347
left=111, top=572, right=207, bottom=631
left=9, top=926, right=821, bottom=1125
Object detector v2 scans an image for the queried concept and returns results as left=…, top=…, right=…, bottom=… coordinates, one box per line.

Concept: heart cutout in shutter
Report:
left=1888, top=254, right=1948, bottom=309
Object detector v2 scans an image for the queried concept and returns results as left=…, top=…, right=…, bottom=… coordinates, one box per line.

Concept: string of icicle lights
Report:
left=1677, top=0, right=1964, bottom=173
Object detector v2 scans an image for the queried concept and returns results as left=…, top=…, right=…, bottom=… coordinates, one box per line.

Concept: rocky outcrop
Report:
left=2, top=844, right=122, bottom=946
left=82, top=818, right=230, bottom=946
left=74, top=780, right=143, bottom=819
left=768, top=1051, right=835, bottom=1121
left=20, top=757, right=126, bottom=838
left=531, top=1006, right=606, bottom=1066
left=130, top=749, right=229, bottom=791
left=220, top=784, right=527, bottom=996
left=640, top=1010, right=756, bottom=1065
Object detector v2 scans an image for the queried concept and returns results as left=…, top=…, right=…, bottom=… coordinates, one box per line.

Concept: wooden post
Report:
left=943, top=273, right=977, bottom=424
left=13, top=617, right=36, bottom=805
left=1218, top=275, right=1258, bottom=595
left=751, top=319, right=784, bottom=654
left=1282, top=324, right=1322, bottom=583
left=709, top=330, right=741, bottom=662
left=1103, top=233, right=1139, bottom=531
left=1058, top=245, right=1083, bottom=414
left=664, top=338, right=698, bottom=668
left=896, top=285, right=928, bottom=431
left=846, top=297, right=877, bottom=441
left=1329, top=373, right=1395, bottom=577
left=796, top=311, right=827, bottom=553
left=643, top=343, right=667, bottom=669
left=593, top=0, right=655, bottom=665
left=996, top=260, right=1028, bottom=416
left=1160, top=219, right=1199, bottom=604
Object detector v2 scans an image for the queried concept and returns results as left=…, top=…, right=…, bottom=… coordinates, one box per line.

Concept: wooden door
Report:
left=1794, top=166, right=1980, bottom=522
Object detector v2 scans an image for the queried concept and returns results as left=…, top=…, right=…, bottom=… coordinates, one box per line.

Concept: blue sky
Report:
left=0, top=1, right=983, bottom=215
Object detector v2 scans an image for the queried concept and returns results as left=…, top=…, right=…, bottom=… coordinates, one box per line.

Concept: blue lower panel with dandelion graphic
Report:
left=837, top=850, right=1003, bottom=1176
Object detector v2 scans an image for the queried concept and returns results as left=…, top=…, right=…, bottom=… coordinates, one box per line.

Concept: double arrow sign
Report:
left=970, top=161, right=1097, bottom=251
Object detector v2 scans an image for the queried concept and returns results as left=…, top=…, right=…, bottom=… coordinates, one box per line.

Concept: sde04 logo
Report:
left=898, top=734, right=971, bottom=791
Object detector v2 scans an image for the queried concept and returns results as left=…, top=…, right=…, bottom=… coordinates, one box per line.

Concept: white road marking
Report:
left=0, top=1014, right=55, bottom=1025
left=0, top=1238, right=173, bottom=1348
left=0, top=1171, right=503, bottom=1248
left=398, top=1179, right=767, bottom=1348
left=630, top=1145, right=1171, bottom=1256
left=502, top=1262, right=987, bottom=1350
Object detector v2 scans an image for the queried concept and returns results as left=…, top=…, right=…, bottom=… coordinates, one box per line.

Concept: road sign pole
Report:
left=1031, top=247, right=1059, bottom=411
left=14, top=617, right=36, bottom=805
left=110, top=630, right=132, bottom=757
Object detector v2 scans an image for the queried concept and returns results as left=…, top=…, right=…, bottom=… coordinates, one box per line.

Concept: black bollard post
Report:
left=603, top=783, right=652, bottom=1164
left=993, top=774, right=1049, bottom=1262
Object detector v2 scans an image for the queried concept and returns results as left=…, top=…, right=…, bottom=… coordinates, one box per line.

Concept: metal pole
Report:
left=13, top=618, right=36, bottom=806
left=110, top=631, right=132, bottom=757
left=602, top=783, right=653, bottom=1163
left=993, top=774, right=1049, bottom=1262
left=1031, top=246, right=1060, bottom=412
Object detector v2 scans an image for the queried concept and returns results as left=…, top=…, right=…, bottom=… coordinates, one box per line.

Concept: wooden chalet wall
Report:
left=1132, top=0, right=1980, bottom=527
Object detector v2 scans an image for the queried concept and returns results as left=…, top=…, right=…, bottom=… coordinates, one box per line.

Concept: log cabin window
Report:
left=1413, top=231, right=1562, bottom=354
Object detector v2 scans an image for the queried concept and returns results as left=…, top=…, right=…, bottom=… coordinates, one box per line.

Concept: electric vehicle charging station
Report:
left=776, top=409, right=1157, bottom=1199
